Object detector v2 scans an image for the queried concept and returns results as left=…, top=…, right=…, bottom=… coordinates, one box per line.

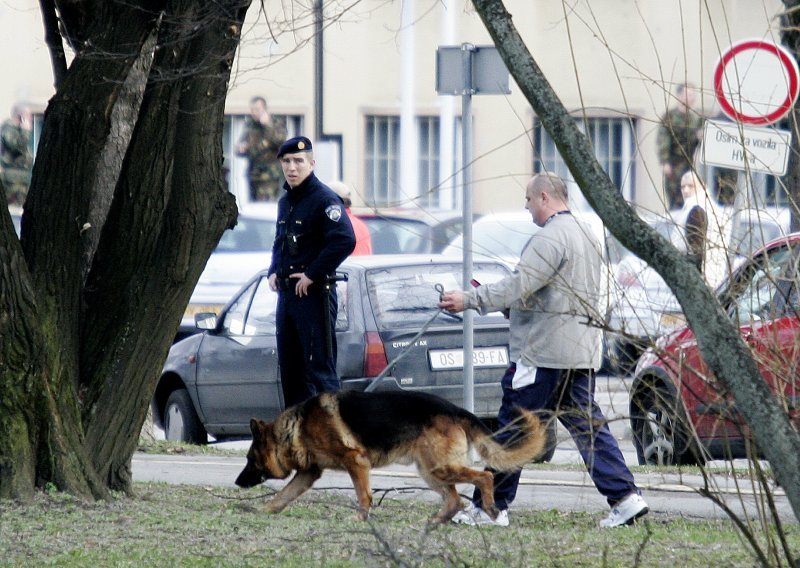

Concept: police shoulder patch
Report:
left=325, top=205, right=343, bottom=222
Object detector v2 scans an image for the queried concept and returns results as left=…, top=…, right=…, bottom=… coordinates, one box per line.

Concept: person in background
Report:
left=268, top=136, right=356, bottom=407
left=1, top=102, right=33, bottom=206
left=673, top=170, right=728, bottom=288
left=657, top=83, right=703, bottom=210
left=236, top=96, right=286, bottom=202
left=328, top=181, right=372, bottom=256
left=438, top=172, right=648, bottom=528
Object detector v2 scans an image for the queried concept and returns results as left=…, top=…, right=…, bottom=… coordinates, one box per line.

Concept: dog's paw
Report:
left=262, top=501, right=287, bottom=514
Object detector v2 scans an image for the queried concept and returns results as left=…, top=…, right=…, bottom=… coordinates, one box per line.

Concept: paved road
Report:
left=135, top=375, right=795, bottom=523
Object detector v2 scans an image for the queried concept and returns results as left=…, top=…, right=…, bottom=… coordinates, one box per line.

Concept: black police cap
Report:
left=276, top=136, right=313, bottom=158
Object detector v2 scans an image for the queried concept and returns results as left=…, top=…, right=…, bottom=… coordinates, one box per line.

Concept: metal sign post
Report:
left=436, top=44, right=510, bottom=412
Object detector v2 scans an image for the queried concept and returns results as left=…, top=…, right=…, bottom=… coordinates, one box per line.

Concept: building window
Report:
left=224, top=114, right=303, bottom=205
left=364, top=116, right=400, bottom=207
left=533, top=117, right=636, bottom=211
left=417, top=116, right=439, bottom=209
left=364, top=115, right=462, bottom=208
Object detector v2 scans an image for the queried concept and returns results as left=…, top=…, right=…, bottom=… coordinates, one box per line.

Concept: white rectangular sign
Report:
left=701, top=120, right=791, bottom=176
left=428, top=346, right=509, bottom=370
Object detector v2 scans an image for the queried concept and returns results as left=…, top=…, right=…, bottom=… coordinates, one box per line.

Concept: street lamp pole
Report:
left=314, top=0, right=324, bottom=141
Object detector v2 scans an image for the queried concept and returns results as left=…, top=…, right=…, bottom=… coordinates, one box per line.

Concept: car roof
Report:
left=238, top=202, right=279, bottom=220
left=339, top=253, right=507, bottom=269
left=350, top=207, right=465, bottom=225
left=248, top=253, right=506, bottom=279
left=758, top=230, right=800, bottom=251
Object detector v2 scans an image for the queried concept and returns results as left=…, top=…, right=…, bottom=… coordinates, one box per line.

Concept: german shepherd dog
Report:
left=235, top=390, right=545, bottom=522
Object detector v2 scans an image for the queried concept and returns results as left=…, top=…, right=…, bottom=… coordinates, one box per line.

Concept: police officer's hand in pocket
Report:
left=290, top=272, right=314, bottom=297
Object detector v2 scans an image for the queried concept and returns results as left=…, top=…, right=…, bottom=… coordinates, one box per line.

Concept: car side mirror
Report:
left=195, top=312, right=218, bottom=330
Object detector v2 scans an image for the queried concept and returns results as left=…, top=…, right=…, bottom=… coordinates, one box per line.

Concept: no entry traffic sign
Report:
left=714, top=39, right=800, bottom=125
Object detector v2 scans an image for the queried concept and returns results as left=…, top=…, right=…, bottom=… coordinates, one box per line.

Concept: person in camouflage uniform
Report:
left=236, top=96, right=286, bottom=201
left=656, top=84, right=703, bottom=209
left=1, top=103, right=33, bottom=206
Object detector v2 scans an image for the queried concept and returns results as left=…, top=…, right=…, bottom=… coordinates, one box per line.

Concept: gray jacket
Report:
left=464, top=213, right=603, bottom=370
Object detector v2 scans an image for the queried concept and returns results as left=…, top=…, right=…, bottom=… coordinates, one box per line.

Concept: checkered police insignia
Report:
left=325, top=205, right=343, bottom=222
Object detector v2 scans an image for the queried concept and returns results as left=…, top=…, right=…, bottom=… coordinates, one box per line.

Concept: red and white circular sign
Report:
left=714, top=39, right=800, bottom=125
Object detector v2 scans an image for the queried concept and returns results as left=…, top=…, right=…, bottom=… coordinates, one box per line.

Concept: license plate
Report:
left=428, top=347, right=509, bottom=370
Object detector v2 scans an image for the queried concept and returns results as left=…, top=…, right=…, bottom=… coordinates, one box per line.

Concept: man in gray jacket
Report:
left=439, top=172, right=648, bottom=528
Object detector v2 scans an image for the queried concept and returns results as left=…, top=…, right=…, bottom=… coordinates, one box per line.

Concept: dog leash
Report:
left=365, top=284, right=453, bottom=392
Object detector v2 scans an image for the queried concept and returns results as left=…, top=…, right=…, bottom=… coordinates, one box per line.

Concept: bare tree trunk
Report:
left=80, top=0, right=242, bottom=490
left=471, top=0, right=800, bottom=520
left=0, top=0, right=246, bottom=498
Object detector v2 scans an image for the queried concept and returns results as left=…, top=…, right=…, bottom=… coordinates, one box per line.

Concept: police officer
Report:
left=268, top=136, right=356, bottom=407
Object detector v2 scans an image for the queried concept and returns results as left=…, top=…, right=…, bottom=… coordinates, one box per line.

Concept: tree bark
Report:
left=0, top=0, right=247, bottom=498
left=80, top=0, right=242, bottom=490
left=471, top=0, right=800, bottom=520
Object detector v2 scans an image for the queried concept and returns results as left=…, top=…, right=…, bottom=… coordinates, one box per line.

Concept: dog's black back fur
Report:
left=336, top=390, right=490, bottom=453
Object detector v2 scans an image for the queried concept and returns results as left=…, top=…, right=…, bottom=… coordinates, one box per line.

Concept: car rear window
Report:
left=360, top=218, right=430, bottom=254
left=216, top=217, right=276, bottom=253
left=365, top=263, right=510, bottom=328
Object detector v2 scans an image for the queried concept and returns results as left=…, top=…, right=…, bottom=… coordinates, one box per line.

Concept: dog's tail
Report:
left=466, top=409, right=546, bottom=471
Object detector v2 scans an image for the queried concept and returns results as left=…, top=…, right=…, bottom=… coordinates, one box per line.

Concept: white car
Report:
left=177, top=202, right=277, bottom=340
left=604, top=206, right=791, bottom=375
left=442, top=209, right=607, bottom=264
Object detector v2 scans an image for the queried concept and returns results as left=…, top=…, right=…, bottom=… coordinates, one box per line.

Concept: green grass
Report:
left=0, top=483, right=796, bottom=567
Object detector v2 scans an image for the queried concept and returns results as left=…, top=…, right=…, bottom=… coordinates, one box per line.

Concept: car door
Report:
left=194, top=276, right=282, bottom=434
left=681, top=243, right=800, bottom=439
left=737, top=244, right=800, bottom=424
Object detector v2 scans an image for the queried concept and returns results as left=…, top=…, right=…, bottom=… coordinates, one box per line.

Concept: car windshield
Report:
left=215, top=217, right=276, bottom=253
left=366, top=263, right=510, bottom=328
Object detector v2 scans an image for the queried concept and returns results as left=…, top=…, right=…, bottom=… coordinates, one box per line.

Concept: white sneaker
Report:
left=451, top=503, right=509, bottom=527
left=600, top=493, right=649, bottom=528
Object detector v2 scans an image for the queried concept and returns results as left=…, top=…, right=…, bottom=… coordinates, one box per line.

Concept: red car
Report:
left=630, top=232, right=800, bottom=465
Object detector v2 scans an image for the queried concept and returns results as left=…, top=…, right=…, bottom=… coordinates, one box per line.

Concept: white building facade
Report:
left=0, top=0, right=787, bottom=215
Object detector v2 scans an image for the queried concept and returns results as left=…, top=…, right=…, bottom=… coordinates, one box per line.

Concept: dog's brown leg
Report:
left=341, top=451, right=373, bottom=520
left=428, top=465, right=499, bottom=520
left=263, top=467, right=322, bottom=513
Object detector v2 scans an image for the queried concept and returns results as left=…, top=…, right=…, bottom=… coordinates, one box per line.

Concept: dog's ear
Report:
left=249, top=418, right=267, bottom=436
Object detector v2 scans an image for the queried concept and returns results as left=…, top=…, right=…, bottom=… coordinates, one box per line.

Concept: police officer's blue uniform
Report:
left=268, top=137, right=356, bottom=408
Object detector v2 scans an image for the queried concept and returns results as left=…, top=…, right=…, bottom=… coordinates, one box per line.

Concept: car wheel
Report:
left=630, top=378, right=702, bottom=466
left=164, top=389, right=207, bottom=444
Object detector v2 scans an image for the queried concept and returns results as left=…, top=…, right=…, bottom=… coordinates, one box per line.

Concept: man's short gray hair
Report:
left=531, top=172, right=568, bottom=202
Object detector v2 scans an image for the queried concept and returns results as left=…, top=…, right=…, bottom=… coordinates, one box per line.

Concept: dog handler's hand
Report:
left=290, top=273, right=314, bottom=297
left=438, top=290, right=466, bottom=314
left=268, top=273, right=278, bottom=292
